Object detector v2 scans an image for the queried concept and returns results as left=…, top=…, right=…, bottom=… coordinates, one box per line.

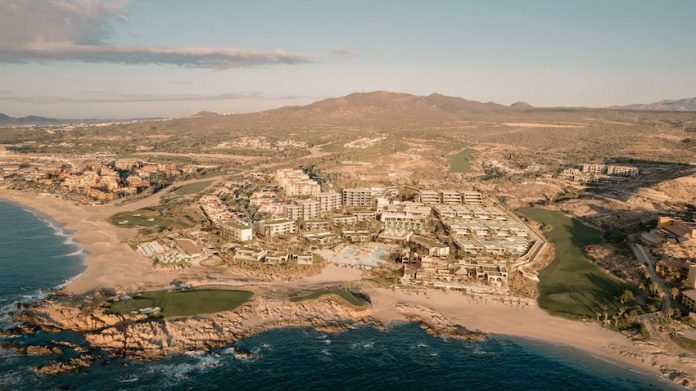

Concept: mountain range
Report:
left=0, top=113, right=64, bottom=126
left=610, top=97, right=696, bottom=112
left=3, top=92, right=696, bottom=127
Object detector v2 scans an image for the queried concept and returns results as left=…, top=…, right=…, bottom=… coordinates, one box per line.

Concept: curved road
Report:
left=630, top=242, right=671, bottom=315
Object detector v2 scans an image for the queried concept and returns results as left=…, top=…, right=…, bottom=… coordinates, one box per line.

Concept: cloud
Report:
left=0, top=0, right=313, bottom=69
left=1, top=91, right=314, bottom=104
left=1, top=42, right=313, bottom=68
left=329, top=48, right=358, bottom=58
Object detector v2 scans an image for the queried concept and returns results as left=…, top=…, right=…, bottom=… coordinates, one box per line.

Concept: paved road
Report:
left=630, top=242, right=672, bottom=315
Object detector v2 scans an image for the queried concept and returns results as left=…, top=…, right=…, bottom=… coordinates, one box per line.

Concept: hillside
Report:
left=0, top=113, right=63, bottom=126
left=259, top=91, right=517, bottom=126
left=611, top=97, right=696, bottom=112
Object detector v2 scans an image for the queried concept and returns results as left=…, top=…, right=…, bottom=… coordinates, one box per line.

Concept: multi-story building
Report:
left=284, top=199, right=320, bottom=221
left=462, top=191, right=483, bottom=205
left=275, top=168, right=320, bottom=196
left=331, top=215, right=358, bottom=226
left=607, top=165, right=639, bottom=176
left=687, top=265, right=696, bottom=289
left=256, top=219, right=297, bottom=237
left=418, top=189, right=440, bottom=204
left=342, top=188, right=373, bottom=207
left=303, top=219, right=331, bottom=233
left=370, top=186, right=398, bottom=199
left=381, top=212, right=424, bottom=232
left=354, top=211, right=378, bottom=221
left=284, top=204, right=302, bottom=221
left=683, top=289, right=696, bottom=312
left=410, top=235, right=450, bottom=257
left=313, top=191, right=342, bottom=212
left=440, top=190, right=462, bottom=204
left=582, top=164, right=606, bottom=174
left=220, top=221, right=253, bottom=242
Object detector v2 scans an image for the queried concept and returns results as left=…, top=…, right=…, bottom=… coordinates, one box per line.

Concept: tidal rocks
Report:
left=1, top=342, right=63, bottom=356
left=34, top=354, right=98, bottom=375
left=395, top=303, right=487, bottom=342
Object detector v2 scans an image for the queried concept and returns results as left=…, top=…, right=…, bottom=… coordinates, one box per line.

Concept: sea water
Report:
left=0, top=200, right=680, bottom=390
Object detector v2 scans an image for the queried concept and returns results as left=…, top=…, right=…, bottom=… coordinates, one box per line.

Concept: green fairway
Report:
left=518, top=207, right=628, bottom=318
left=447, top=149, right=475, bottom=173
left=173, top=180, right=213, bottom=196
left=107, top=207, right=195, bottom=229
left=289, top=288, right=369, bottom=307
left=109, top=289, right=253, bottom=317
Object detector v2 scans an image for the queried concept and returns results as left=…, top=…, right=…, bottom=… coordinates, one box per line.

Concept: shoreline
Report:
left=0, top=189, right=692, bottom=388
left=0, top=189, right=182, bottom=294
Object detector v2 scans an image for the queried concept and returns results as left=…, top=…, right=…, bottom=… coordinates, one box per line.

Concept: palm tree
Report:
left=619, top=290, right=634, bottom=304
left=600, top=305, right=610, bottom=325
left=671, top=287, right=680, bottom=301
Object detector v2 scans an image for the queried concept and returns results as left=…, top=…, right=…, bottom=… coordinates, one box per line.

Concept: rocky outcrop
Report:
left=0, top=342, right=63, bottom=356
left=13, top=300, right=140, bottom=332
left=16, top=295, right=375, bottom=361
left=395, top=304, right=486, bottom=341
left=35, top=354, right=98, bottom=375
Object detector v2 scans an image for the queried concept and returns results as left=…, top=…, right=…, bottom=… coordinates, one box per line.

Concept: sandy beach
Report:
left=0, top=189, right=186, bottom=293
left=367, top=288, right=665, bottom=376
left=0, top=188, right=691, bottom=386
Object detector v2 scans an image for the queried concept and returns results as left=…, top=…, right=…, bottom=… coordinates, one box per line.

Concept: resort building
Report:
left=656, top=217, right=696, bottom=244
left=354, top=211, right=378, bottom=221
left=275, top=168, right=320, bottom=196
left=342, top=230, right=372, bottom=243
left=303, top=232, right=337, bottom=246
left=285, top=199, right=320, bottom=221
left=342, top=188, right=373, bottom=207
left=440, top=190, right=462, bottom=204
left=607, top=165, right=639, bottom=176
left=370, top=186, right=398, bottom=198
left=581, top=164, right=639, bottom=177
left=235, top=247, right=267, bottom=262
left=303, top=219, right=331, bottom=233
left=462, top=191, right=483, bottom=205
left=582, top=164, right=606, bottom=174
left=265, top=252, right=289, bottom=265
left=313, top=191, right=342, bottom=212
left=199, top=195, right=253, bottom=242
left=410, top=235, right=450, bottom=257
left=688, top=264, right=696, bottom=289
left=682, top=289, right=696, bottom=312
left=256, top=219, right=297, bottom=237
left=418, top=189, right=441, bottom=204
left=294, top=253, right=314, bottom=265
left=331, top=215, right=358, bottom=226
left=174, top=239, right=203, bottom=257
left=381, top=212, right=424, bottom=232
left=219, top=221, right=254, bottom=242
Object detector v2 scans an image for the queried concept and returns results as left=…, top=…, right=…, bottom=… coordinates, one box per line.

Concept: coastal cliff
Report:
left=9, top=293, right=485, bottom=373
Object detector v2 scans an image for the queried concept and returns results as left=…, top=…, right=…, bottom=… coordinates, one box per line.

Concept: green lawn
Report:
left=107, top=207, right=195, bottom=229
left=447, top=149, right=475, bottom=173
left=109, top=289, right=253, bottom=317
left=172, top=180, right=213, bottom=196
left=518, top=207, right=628, bottom=318
left=289, top=288, right=369, bottom=307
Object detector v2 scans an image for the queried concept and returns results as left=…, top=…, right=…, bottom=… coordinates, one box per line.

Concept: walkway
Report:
left=629, top=242, right=671, bottom=315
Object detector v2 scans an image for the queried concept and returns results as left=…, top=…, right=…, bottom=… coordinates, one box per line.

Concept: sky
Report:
left=1, top=0, right=695, bottom=119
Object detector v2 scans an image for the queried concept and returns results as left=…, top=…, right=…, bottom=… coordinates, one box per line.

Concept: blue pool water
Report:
left=0, top=199, right=680, bottom=390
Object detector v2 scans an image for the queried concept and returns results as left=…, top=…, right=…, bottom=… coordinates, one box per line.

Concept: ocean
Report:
left=0, top=200, right=680, bottom=390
